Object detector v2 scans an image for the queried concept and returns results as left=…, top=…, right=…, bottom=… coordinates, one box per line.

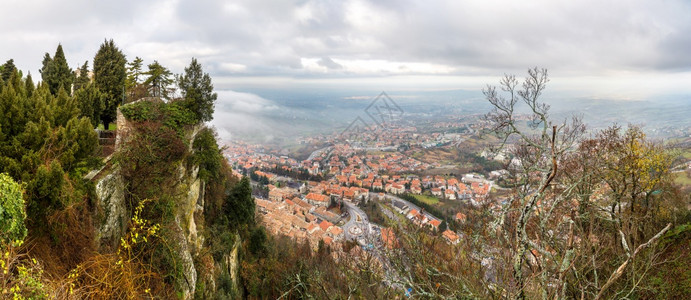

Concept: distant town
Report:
left=224, top=116, right=506, bottom=258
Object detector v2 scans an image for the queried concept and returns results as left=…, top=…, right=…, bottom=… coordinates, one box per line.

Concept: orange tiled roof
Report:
left=306, top=192, right=329, bottom=202
left=319, top=220, right=334, bottom=232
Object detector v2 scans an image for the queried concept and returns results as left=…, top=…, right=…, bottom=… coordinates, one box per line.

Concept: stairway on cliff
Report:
left=98, top=129, right=116, bottom=157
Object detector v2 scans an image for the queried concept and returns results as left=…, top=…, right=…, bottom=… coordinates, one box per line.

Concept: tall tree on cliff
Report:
left=125, top=56, right=148, bottom=102
left=143, top=60, right=173, bottom=99
left=177, top=58, right=217, bottom=123
left=93, top=39, right=126, bottom=128
left=126, top=56, right=144, bottom=87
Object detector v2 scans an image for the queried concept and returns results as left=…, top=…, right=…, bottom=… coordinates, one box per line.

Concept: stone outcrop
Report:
left=94, top=170, right=128, bottom=249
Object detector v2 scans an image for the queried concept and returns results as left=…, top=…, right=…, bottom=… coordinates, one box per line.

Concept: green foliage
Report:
left=120, top=100, right=196, bottom=136
left=214, top=271, right=235, bottom=299
left=125, top=57, right=148, bottom=102
left=118, top=99, right=159, bottom=121
left=74, top=83, right=105, bottom=128
left=1, top=245, right=50, bottom=299
left=51, top=88, right=80, bottom=127
left=223, top=177, right=255, bottom=229
left=358, top=199, right=387, bottom=225
left=248, top=227, right=267, bottom=255
left=116, top=121, right=187, bottom=206
left=1, top=59, right=17, bottom=83
left=0, top=173, right=27, bottom=243
left=53, top=117, right=99, bottom=170
left=191, top=127, right=223, bottom=181
left=93, top=39, right=127, bottom=127
left=143, top=61, right=173, bottom=99
left=161, top=102, right=197, bottom=133
left=210, top=230, right=236, bottom=262
left=25, top=73, right=35, bottom=97
left=0, top=66, right=97, bottom=230
left=73, top=61, right=90, bottom=91
left=637, top=223, right=691, bottom=299
left=126, top=57, right=144, bottom=87
left=40, top=44, right=74, bottom=95
left=177, top=58, right=217, bottom=122
left=25, top=161, right=67, bottom=222
left=659, top=223, right=691, bottom=248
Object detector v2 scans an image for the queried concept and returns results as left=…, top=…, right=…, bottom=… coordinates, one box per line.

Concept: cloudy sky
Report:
left=2, top=0, right=691, bottom=102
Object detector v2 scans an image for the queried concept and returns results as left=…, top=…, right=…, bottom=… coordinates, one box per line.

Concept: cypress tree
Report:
left=51, top=44, right=74, bottom=95
left=1, top=59, right=16, bottom=82
left=39, top=53, right=53, bottom=88
left=25, top=73, right=35, bottom=97
left=93, top=39, right=126, bottom=128
left=39, top=45, right=74, bottom=95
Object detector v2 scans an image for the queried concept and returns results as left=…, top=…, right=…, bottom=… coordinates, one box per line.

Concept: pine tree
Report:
left=143, top=60, right=173, bottom=98
left=126, top=56, right=144, bottom=87
left=93, top=39, right=126, bottom=128
left=177, top=58, right=217, bottom=122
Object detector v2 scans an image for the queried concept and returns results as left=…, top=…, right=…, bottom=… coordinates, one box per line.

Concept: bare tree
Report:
left=483, top=68, right=676, bottom=299
left=484, top=67, right=585, bottom=299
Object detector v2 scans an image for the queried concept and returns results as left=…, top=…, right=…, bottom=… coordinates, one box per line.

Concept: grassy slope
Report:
left=411, top=193, right=440, bottom=205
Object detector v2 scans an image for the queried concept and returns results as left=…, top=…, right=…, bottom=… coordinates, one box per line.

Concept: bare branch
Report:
left=594, top=223, right=672, bottom=300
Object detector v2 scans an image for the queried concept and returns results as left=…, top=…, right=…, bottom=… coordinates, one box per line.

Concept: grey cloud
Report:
left=317, top=57, right=343, bottom=69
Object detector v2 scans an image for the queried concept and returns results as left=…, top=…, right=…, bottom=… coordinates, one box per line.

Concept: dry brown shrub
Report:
left=1, top=240, right=75, bottom=299
left=65, top=200, right=172, bottom=299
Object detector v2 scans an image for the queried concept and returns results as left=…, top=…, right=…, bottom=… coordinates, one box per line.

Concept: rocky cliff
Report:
left=90, top=103, right=241, bottom=298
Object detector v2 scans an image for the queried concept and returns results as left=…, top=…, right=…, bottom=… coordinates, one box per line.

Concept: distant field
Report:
left=682, top=149, right=691, bottom=160
left=674, top=172, right=691, bottom=186
left=412, top=194, right=440, bottom=205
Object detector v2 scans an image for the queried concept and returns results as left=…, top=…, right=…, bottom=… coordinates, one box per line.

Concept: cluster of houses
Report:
left=226, top=136, right=491, bottom=206
left=224, top=121, right=499, bottom=249
left=256, top=187, right=344, bottom=250
left=311, top=144, right=432, bottom=179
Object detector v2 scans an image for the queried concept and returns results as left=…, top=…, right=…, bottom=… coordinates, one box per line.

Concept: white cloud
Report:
left=209, top=90, right=282, bottom=142
left=219, top=63, right=248, bottom=73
